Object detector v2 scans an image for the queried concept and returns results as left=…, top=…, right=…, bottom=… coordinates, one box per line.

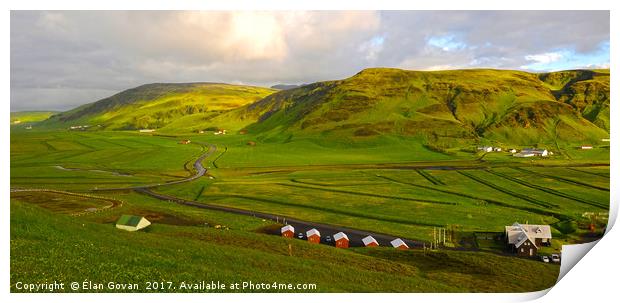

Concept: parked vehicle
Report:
left=551, top=254, right=561, bottom=263
left=325, top=236, right=332, bottom=242
left=297, top=233, right=304, bottom=239
left=540, top=255, right=550, bottom=263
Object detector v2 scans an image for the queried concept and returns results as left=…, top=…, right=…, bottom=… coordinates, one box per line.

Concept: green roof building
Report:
left=115, top=215, right=151, bottom=232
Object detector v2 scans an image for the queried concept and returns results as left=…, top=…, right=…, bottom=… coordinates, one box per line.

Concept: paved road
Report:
left=137, top=187, right=424, bottom=248
left=92, top=142, right=216, bottom=192
left=91, top=140, right=424, bottom=247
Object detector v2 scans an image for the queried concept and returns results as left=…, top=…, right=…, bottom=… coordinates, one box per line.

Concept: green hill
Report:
left=10, top=111, right=58, bottom=124
left=41, top=68, right=609, bottom=149
left=43, top=83, right=276, bottom=130
left=234, top=68, right=609, bottom=147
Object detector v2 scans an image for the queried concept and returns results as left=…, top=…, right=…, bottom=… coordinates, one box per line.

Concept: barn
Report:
left=362, top=235, right=379, bottom=247
left=390, top=238, right=409, bottom=250
left=306, top=228, right=321, bottom=243
left=281, top=225, right=295, bottom=238
left=333, top=232, right=349, bottom=248
left=115, top=215, right=151, bottom=232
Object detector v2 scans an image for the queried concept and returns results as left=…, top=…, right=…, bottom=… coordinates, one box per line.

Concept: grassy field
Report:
left=11, top=193, right=560, bottom=293
left=10, top=127, right=608, bottom=292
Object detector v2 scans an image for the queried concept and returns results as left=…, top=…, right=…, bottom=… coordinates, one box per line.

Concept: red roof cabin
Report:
left=281, top=225, right=295, bottom=238
left=362, top=235, right=379, bottom=247
left=390, top=238, right=409, bottom=250
left=306, top=228, right=321, bottom=244
left=333, top=232, right=349, bottom=248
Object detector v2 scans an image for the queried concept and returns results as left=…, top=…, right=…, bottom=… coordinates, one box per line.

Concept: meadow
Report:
left=10, top=128, right=609, bottom=292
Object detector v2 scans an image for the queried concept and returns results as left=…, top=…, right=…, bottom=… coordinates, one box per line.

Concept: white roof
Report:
left=281, top=225, right=294, bottom=233
left=306, top=228, right=320, bottom=237
left=362, top=236, right=379, bottom=246
left=506, top=223, right=552, bottom=247
left=333, top=232, right=349, bottom=241
left=390, top=238, right=409, bottom=248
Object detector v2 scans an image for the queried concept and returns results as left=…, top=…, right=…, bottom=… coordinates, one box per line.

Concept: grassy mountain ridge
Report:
left=237, top=68, right=609, bottom=147
left=40, top=68, right=609, bottom=149
left=44, top=83, right=276, bottom=130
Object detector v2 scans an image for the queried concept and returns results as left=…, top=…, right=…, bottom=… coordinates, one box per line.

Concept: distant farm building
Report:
left=306, top=228, right=321, bottom=243
left=197, top=130, right=205, bottom=134
left=509, top=149, right=517, bottom=153
left=390, top=238, right=409, bottom=250
left=333, top=232, right=349, bottom=248
left=514, top=148, right=548, bottom=158
left=139, top=129, right=155, bottom=133
left=493, top=147, right=502, bottom=152
left=477, top=146, right=493, bottom=152
left=580, top=145, right=593, bottom=150
left=213, top=129, right=227, bottom=135
left=115, top=215, right=151, bottom=232
left=281, top=225, right=295, bottom=238
left=362, top=235, right=379, bottom=247
left=25, top=125, right=32, bottom=130
left=179, top=139, right=191, bottom=144
left=505, top=223, right=552, bottom=257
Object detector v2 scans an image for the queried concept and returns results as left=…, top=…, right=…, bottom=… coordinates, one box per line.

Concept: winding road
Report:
left=94, top=141, right=424, bottom=248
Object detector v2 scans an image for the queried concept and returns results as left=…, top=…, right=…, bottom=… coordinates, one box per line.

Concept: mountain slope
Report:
left=234, top=68, right=609, bottom=147
left=44, top=83, right=276, bottom=130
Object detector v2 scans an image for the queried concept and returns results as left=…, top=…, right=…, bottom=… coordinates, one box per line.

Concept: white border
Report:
left=2, top=1, right=617, bottom=303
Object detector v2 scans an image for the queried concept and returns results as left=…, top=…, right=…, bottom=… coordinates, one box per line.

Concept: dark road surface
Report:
left=93, top=140, right=425, bottom=248
left=137, top=188, right=424, bottom=248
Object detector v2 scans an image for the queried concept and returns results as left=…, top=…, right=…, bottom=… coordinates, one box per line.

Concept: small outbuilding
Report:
left=115, top=215, right=151, bottom=232
left=362, top=235, right=379, bottom=247
left=390, top=238, right=409, bottom=250
left=306, top=228, right=321, bottom=243
left=333, top=232, right=349, bottom=248
left=281, top=225, right=295, bottom=238
left=580, top=145, right=593, bottom=150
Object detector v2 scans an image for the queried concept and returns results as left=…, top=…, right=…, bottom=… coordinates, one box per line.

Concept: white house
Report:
left=509, top=149, right=517, bottom=153
left=478, top=146, right=493, bottom=152
left=493, top=147, right=502, bottom=152
left=580, top=145, right=593, bottom=150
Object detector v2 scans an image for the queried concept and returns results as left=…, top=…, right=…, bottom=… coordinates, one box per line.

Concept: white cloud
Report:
left=524, top=52, right=564, bottom=64
left=10, top=11, right=610, bottom=111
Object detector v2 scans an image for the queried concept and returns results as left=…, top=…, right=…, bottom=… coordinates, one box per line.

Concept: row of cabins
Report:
left=280, top=225, right=409, bottom=249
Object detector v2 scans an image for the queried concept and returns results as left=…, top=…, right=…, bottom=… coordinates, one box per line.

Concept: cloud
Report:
left=524, top=52, right=564, bottom=64
left=10, top=11, right=609, bottom=111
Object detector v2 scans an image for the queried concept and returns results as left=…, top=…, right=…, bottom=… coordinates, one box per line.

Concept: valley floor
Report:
left=9, top=129, right=609, bottom=292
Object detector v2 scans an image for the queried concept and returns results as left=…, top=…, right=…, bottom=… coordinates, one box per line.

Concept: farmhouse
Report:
left=477, top=146, right=493, bottom=152
left=390, top=238, right=409, bottom=250
left=514, top=148, right=548, bottom=158
left=280, top=225, right=295, bottom=238
left=509, top=148, right=517, bottom=153
left=362, top=235, right=379, bottom=247
left=493, top=147, right=502, bottom=152
left=505, top=222, right=552, bottom=257
left=115, top=215, right=151, bottom=232
left=306, top=228, right=321, bottom=243
left=333, top=232, right=349, bottom=248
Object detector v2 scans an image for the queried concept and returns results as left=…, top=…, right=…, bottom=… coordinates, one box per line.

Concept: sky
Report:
left=10, top=11, right=610, bottom=111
